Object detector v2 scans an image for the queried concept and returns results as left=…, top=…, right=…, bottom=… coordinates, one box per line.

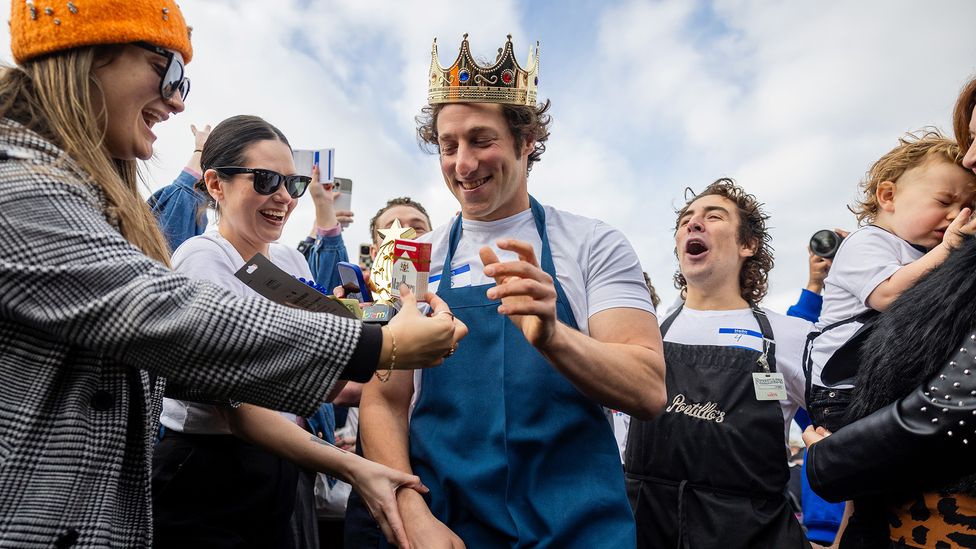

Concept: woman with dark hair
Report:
left=0, top=3, right=463, bottom=547
left=804, top=75, right=976, bottom=548
left=152, top=115, right=432, bottom=549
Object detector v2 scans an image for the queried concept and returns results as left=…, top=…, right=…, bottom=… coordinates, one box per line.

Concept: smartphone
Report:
left=337, top=261, right=369, bottom=302
left=358, top=243, right=373, bottom=270
left=332, top=177, right=353, bottom=213
left=292, top=148, right=335, bottom=182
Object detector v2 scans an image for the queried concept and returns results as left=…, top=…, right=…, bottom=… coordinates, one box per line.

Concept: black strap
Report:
left=676, top=479, right=690, bottom=549
left=818, top=308, right=879, bottom=334
left=659, top=304, right=683, bottom=337
left=750, top=305, right=777, bottom=373
left=659, top=303, right=777, bottom=373
left=803, top=308, right=879, bottom=401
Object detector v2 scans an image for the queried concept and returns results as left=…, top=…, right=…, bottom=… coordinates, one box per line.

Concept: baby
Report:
left=808, top=130, right=976, bottom=431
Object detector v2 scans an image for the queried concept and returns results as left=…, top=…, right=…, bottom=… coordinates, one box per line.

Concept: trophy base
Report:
left=362, top=303, right=397, bottom=324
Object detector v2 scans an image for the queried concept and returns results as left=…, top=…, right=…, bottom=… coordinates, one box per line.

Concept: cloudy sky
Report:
left=3, top=0, right=975, bottom=312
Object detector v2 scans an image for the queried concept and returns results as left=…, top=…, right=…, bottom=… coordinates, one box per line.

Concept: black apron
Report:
left=625, top=305, right=809, bottom=549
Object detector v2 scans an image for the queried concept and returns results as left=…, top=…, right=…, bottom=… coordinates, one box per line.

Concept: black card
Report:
left=234, top=253, right=355, bottom=319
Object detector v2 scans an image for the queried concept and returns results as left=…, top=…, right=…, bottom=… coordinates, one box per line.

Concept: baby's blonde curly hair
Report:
left=852, top=129, right=975, bottom=225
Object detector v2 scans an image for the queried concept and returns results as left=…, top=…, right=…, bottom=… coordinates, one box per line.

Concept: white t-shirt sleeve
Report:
left=584, top=221, right=656, bottom=318
left=830, top=229, right=912, bottom=307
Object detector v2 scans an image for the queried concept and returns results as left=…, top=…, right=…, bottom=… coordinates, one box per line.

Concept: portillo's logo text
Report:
left=665, top=394, right=726, bottom=423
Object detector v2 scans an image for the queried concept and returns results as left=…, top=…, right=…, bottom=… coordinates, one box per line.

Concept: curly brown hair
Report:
left=850, top=129, right=974, bottom=225
left=673, top=178, right=774, bottom=304
left=416, top=100, right=552, bottom=173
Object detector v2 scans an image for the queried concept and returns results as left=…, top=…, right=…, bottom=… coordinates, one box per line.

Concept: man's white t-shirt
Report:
left=159, top=231, right=310, bottom=434
left=810, top=225, right=924, bottom=388
left=662, top=306, right=812, bottom=442
left=413, top=206, right=655, bottom=416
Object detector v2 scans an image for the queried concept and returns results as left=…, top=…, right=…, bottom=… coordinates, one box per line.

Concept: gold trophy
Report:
left=362, top=219, right=416, bottom=324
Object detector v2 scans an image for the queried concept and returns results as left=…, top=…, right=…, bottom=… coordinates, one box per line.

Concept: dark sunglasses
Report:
left=134, top=42, right=190, bottom=102
left=214, top=167, right=312, bottom=198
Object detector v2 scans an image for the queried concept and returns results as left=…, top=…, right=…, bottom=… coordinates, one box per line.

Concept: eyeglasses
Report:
left=214, top=167, right=312, bottom=198
left=134, top=42, right=191, bottom=102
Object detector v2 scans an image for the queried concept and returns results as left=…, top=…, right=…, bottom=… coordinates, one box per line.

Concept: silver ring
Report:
left=444, top=344, right=458, bottom=358
left=435, top=311, right=455, bottom=320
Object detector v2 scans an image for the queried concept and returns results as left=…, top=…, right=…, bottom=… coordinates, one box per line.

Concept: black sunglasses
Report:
left=214, top=167, right=312, bottom=198
left=134, top=42, right=190, bottom=102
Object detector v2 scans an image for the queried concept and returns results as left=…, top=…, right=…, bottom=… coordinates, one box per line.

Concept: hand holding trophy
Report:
left=360, top=219, right=433, bottom=323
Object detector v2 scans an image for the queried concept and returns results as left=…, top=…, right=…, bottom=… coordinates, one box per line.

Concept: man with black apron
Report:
left=626, top=179, right=812, bottom=548
left=360, top=34, right=666, bottom=547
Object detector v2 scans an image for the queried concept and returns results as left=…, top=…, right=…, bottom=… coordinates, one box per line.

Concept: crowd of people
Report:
left=2, top=2, right=976, bottom=548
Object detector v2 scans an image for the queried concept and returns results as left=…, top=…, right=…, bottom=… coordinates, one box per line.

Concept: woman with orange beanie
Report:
left=0, top=3, right=464, bottom=547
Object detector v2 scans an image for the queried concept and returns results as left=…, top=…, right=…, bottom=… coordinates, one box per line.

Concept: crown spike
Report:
left=428, top=33, right=539, bottom=106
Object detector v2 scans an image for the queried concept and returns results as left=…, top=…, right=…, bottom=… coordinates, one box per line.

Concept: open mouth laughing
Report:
left=685, top=237, right=709, bottom=257
left=259, top=209, right=286, bottom=223
left=142, top=108, right=167, bottom=131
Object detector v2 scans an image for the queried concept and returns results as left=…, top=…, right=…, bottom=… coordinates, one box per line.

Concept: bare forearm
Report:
left=225, top=404, right=356, bottom=480
left=538, top=321, right=666, bottom=420
left=360, top=374, right=414, bottom=473
left=867, top=244, right=949, bottom=311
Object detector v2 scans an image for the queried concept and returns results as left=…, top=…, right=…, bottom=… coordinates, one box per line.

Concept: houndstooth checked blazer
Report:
left=0, top=119, right=368, bottom=548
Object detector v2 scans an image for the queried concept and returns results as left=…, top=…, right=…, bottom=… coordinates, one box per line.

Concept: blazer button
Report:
left=54, top=528, right=79, bottom=548
left=91, top=390, right=115, bottom=411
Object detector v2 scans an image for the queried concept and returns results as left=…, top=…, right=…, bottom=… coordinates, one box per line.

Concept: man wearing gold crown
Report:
left=360, top=34, right=666, bottom=547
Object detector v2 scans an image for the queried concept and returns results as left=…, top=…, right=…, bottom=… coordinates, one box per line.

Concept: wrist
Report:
left=376, top=326, right=396, bottom=381
left=316, top=223, right=342, bottom=237
left=805, top=282, right=824, bottom=294
left=314, top=214, right=338, bottom=229
left=397, top=487, right=430, bottom=518
left=535, top=320, right=564, bottom=355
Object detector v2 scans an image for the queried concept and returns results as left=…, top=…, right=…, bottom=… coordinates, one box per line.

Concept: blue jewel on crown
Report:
left=458, top=69, right=470, bottom=83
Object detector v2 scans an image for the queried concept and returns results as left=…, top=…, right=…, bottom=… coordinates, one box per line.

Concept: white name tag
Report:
left=752, top=372, right=787, bottom=401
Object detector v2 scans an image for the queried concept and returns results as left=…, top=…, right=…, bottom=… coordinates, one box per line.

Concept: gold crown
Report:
left=428, top=33, right=539, bottom=106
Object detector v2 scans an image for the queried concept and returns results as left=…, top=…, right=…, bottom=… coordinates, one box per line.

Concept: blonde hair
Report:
left=0, top=46, right=171, bottom=264
left=851, top=129, right=975, bottom=225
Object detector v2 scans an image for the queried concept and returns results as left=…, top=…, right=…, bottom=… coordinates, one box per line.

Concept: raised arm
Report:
left=481, top=239, right=666, bottom=420
left=1, top=169, right=460, bottom=415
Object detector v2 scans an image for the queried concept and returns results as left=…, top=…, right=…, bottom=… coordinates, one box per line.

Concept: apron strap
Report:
left=676, top=479, right=690, bottom=549
left=439, top=197, right=576, bottom=328
left=659, top=303, right=684, bottom=337
left=749, top=305, right=777, bottom=373
left=660, top=303, right=778, bottom=373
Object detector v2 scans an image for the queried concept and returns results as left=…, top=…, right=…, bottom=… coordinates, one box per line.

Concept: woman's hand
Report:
left=308, top=164, right=353, bottom=231
left=383, top=285, right=467, bottom=370
left=346, top=457, right=428, bottom=549
left=191, top=123, right=211, bottom=151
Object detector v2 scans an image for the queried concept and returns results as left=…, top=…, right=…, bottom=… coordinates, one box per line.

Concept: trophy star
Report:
left=376, top=218, right=417, bottom=249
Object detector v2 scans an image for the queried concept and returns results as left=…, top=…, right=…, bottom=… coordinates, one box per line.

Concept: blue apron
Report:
left=408, top=197, right=636, bottom=548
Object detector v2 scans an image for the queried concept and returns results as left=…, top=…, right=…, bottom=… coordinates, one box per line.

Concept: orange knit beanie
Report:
left=10, top=1, right=192, bottom=64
